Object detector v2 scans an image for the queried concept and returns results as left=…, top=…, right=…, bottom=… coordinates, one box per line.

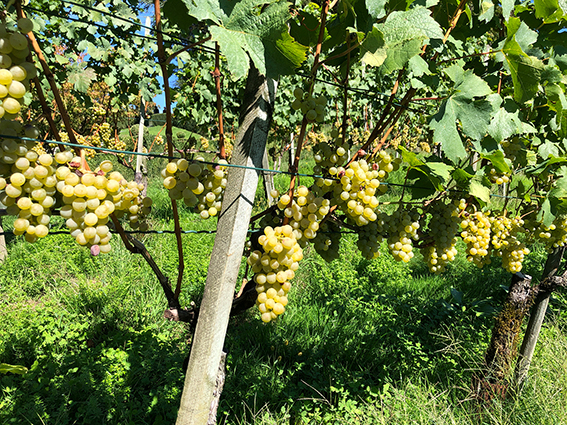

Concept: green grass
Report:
left=1, top=158, right=567, bottom=424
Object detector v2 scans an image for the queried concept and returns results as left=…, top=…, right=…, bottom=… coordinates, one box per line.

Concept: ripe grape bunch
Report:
left=382, top=208, right=420, bottom=263
left=489, top=215, right=529, bottom=273
left=421, top=199, right=465, bottom=273
left=291, top=87, right=327, bottom=123
left=0, top=18, right=37, bottom=120
left=524, top=214, right=567, bottom=253
left=331, top=158, right=389, bottom=227
left=247, top=225, right=303, bottom=323
left=274, top=185, right=330, bottom=245
left=312, top=220, right=342, bottom=262
left=58, top=159, right=152, bottom=254
left=162, top=157, right=228, bottom=219
left=356, top=221, right=383, bottom=260
left=0, top=122, right=57, bottom=242
left=487, top=167, right=510, bottom=185
left=460, top=210, right=491, bottom=267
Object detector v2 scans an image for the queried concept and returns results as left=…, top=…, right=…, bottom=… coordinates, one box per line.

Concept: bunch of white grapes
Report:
left=57, top=159, right=151, bottom=254
left=489, top=215, right=529, bottom=273
left=312, top=220, right=342, bottom=262
left=274, top=185, right=330, bottom=245
left=356, top=221, right=383, bottom=259
left=312, top=140, right=349, bottom=176
left=291, top=88, right=327, bottom=123
left=247, top=225, right=303, bottom=323
left=0, top=122, right=56, bottom=242
left=0, top=19, right=38, bottom=120
left=460, top=210, right=492, bottom=268
left=381, top=209, right=420, bottom=263
left=162, top=157, right=227, bottom=219
left=524, top=215, right=567, bottom=252
left=487, top=167, right=510, bottom=185
left=332, top=158, right=390, bottom=226
left=421, top=199, right=465, bottom=273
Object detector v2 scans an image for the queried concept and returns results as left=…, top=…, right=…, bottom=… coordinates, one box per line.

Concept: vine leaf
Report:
left=67, top=65, right=96, bottom=92
left=546, top=83, right=567, bottom=138
left=429, top=65, right=493, bottom=164
left=534, top=0, right=567, bottom=23
left=370, top=7, right=443, bottom=74
left=487, top=97, right=535, bottom=142
left=183, top=0, right=307, bottom=79
left=500, top=18, right=544, bottom=104
left=470, top=178, right=491, bottom=203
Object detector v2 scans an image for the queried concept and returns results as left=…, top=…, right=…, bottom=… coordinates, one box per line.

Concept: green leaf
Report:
left=408, top=55, right=431, bottom=77
left=482, top=150, right=511, bottom=173
left=67, top=66, right=96, bottom=92
left=425, top=161, right=454, bottom=182
left=479, top=0, right=495, bottom=23
left=399, top=146, right=425, bottom=167
left=429, top=65, right=493, bottom=163
left=501, top=18, right=544, bottom=104
left=360, top=26, right=386, bottom=67
left=470, top=179, right=491, bottom=203
left=366, top=0, right=387, bottom=19
left=538, top=140, right=560, bottom=159
left=534, top=0, right=566, bottom=23
left=373, top=7, right=443, bottom=74
left=538, top=197, right=556, bottom=227
left=501, top=0, right=515, bottom=21
left=452, top=168, right=474, bottom=187
left=488, top=97, right=536, bottom=142
left=181, top=0, right=228, bottom=24
left=0, top=363, right=28, bottom=374
left=546, top=83, right=567, bottom=138
left=550, top=176, right=567, bottom=199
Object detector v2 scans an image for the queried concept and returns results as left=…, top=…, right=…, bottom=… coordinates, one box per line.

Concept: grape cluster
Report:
left=58, top=159, right=151, bottom=254
left=489, top=215, right=529, bottom=273
left=0, top=19, right=37, bottom=120
left=524, top=215, right=567, bottom=252
left=332, top=160, right=383, bottom=226
left=162, top=157, right=228, bottom=219
left=291, top=88, right=327, bottom=123
left=274, top=185, right=330, bottom=245
left=460, top=210, right=491, bottom=267
left=312, top=220, right=342, bottom=261
left=381, top=209, right=420, bottom=263
left=0, top=122, right=55, bottom=242
left=488, top=167, right=510, bottom=185
left=356, top=221, right=383, bottom=259
left=247, top=225, right=303, bottom=323
left=421, top=199, right=465, bottom=273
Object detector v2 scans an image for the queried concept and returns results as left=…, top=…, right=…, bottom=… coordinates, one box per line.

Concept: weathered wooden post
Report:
left=514, top=247, right=566, bottom=389
left=176, top=66, right=277, bottom=425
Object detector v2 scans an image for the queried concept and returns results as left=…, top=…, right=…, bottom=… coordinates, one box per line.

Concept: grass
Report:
left=1, top=156, right=567, bottom=424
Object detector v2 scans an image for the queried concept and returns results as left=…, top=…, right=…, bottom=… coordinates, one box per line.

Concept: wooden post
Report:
left=176, top=66, right=277, bottom=425
left=514, top=247, right=566, bottom=389
left=475, top=272, right=536, bottom=400
left=0, top=217, right=7, bottom=263
left=262, top=148, right=275, bottom=206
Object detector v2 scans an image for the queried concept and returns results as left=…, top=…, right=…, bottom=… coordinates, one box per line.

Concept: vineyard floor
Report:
left=1, top=169, right=567, bottom=425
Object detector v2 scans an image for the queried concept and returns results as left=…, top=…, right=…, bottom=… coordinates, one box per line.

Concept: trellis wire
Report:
left=0, top=133, right=526, bottom=201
